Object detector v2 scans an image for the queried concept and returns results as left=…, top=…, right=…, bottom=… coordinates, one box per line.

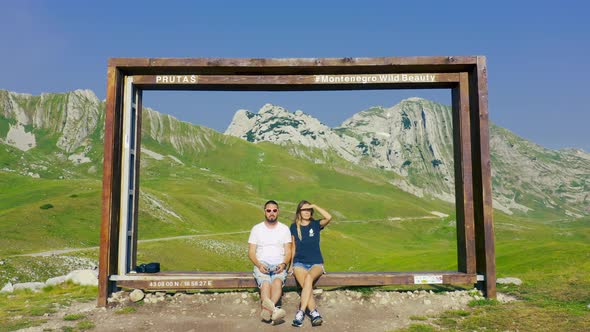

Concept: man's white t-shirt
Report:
left=248, top=221, right=292, bottom=265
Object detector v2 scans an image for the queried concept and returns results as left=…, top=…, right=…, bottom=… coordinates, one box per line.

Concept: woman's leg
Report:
left=292, top=267, right=310, bottom=310
left=301, top=265, right=324, bottom=311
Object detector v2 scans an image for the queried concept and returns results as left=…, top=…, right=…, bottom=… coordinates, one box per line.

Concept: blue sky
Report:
left=1, top=0, right=588, bottom=151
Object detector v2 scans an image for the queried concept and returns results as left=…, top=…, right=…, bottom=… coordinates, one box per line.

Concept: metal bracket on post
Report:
left=118, top=76, right=138, bottom=276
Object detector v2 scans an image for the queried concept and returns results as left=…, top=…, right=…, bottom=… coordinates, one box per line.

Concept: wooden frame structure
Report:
left=99, top=56, right=495, bottom=307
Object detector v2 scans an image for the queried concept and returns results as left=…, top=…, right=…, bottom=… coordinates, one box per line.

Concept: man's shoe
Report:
left=310, top=309, right=323, bottom=326
left=271, top=307, right=286, bottom=322
left=260, top=298, right=275, bottom=322
left=260, top=308, right=271, bottom=322
left=292, top=310, right=305, bottom=327
left=262, top=298, right=275, bottom=311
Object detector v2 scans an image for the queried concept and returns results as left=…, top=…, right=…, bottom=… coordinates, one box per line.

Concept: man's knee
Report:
left=259, top=282, right=271, bottom=292
left=272, top=278, right=283, bottom=288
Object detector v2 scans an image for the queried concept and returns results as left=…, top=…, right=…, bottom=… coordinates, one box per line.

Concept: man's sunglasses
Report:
left=265, top=209, right=278, bottom=213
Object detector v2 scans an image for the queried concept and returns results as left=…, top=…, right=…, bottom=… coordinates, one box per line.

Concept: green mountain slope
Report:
left=1, top=106, right=453, bottom=258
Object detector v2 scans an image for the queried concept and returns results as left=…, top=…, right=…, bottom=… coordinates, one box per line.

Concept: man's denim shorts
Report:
left=253, top=262, right=287, bottom=288
left=292, top=262, right=325, bottom=273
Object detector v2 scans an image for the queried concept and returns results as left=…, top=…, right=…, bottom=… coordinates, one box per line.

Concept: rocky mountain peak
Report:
left=225, top=98, right=590, bottom=217
left=259, top=103, right=287, bottom=115
left=1, top=89, right=103, bottom=154
left=226, top=104, right=321, bottom=141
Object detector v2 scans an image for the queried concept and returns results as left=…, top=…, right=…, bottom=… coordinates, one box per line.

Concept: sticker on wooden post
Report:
left=413, top=275, right=443, bottom=284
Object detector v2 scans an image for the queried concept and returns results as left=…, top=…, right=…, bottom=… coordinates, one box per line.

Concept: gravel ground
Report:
left=16, top=288, right=517, bottom=332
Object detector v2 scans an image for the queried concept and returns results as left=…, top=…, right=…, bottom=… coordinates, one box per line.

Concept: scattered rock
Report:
left=66, top=269, right=98, bottom=286
left=13, top=282, right=45, bottom=292
left=45, top=276, right=67, bottom=286
left=129, top=289, right=145, bottom=302
left=497, top=292, right=519, bottom=303
left=144, top=293, right=157, bottom=304
left=497, top=277, right=522, bottom=286
left=1, top=282, right=13, bottom=293
left=108, top=291, right=128, bottom=304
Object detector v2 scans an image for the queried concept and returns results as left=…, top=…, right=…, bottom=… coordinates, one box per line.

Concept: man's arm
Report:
left=288, top=235, right=296, bottom=274
left=276, top=242, right=292, bottom=273
left=248, top=243, right=269, bottom=274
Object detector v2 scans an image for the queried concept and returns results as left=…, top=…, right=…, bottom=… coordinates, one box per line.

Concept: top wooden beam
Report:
left=108, top=56, right=482, bottom=75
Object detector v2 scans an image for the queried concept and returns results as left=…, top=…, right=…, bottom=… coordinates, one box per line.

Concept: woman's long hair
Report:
left=294, top=200, right=314, bottom=241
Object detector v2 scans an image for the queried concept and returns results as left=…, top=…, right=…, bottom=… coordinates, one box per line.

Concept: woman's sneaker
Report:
left=292, top=310, right=305, bottom=327
left=310, top=309, right=323, bottom=326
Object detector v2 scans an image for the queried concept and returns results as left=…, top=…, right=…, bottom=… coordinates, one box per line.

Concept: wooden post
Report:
left=452, top=72, right=476, bottom=274
left=98, top=63, right=124, bottom=307
left=469, top=57, right=496, bottom=298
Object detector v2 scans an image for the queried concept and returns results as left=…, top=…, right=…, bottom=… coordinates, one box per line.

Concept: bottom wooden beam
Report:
left=113, top=271, right=477, bottom=291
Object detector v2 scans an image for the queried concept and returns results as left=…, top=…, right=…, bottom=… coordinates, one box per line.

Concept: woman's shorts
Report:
left=253, top=262, right=287, bottom=288
left=292, top=262, right=325, bottom=273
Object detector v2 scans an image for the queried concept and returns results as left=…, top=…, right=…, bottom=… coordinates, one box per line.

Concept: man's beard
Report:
left=266, top=217, right=277, bottom=223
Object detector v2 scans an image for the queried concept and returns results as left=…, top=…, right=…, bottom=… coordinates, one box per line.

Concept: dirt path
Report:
left=12, top=214, right=448, bottom=258
left=11, top=231, right=251, bottom=257
left=17, top=289, right=484, bottom=332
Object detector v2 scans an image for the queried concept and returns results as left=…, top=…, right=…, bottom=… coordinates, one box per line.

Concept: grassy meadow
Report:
left=1, top=213, right=588, bottom=331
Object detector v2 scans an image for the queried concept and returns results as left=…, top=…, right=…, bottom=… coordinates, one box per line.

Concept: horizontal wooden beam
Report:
left=109, top=56, right=480, bottom=75
left=132, top=73, right=459, bottom=91
left=113, top=271, right=477, bottom=291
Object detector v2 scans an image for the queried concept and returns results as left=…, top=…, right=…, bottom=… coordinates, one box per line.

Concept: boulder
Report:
left=129, top=289, right=145, bottom=302
left=66, top=269, right=98, bottom=286
left=13, top=282, right=45, bottom=292
left=46, top=275, right=67, bottom=286
left=1, top=282, right=13, bottom=293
